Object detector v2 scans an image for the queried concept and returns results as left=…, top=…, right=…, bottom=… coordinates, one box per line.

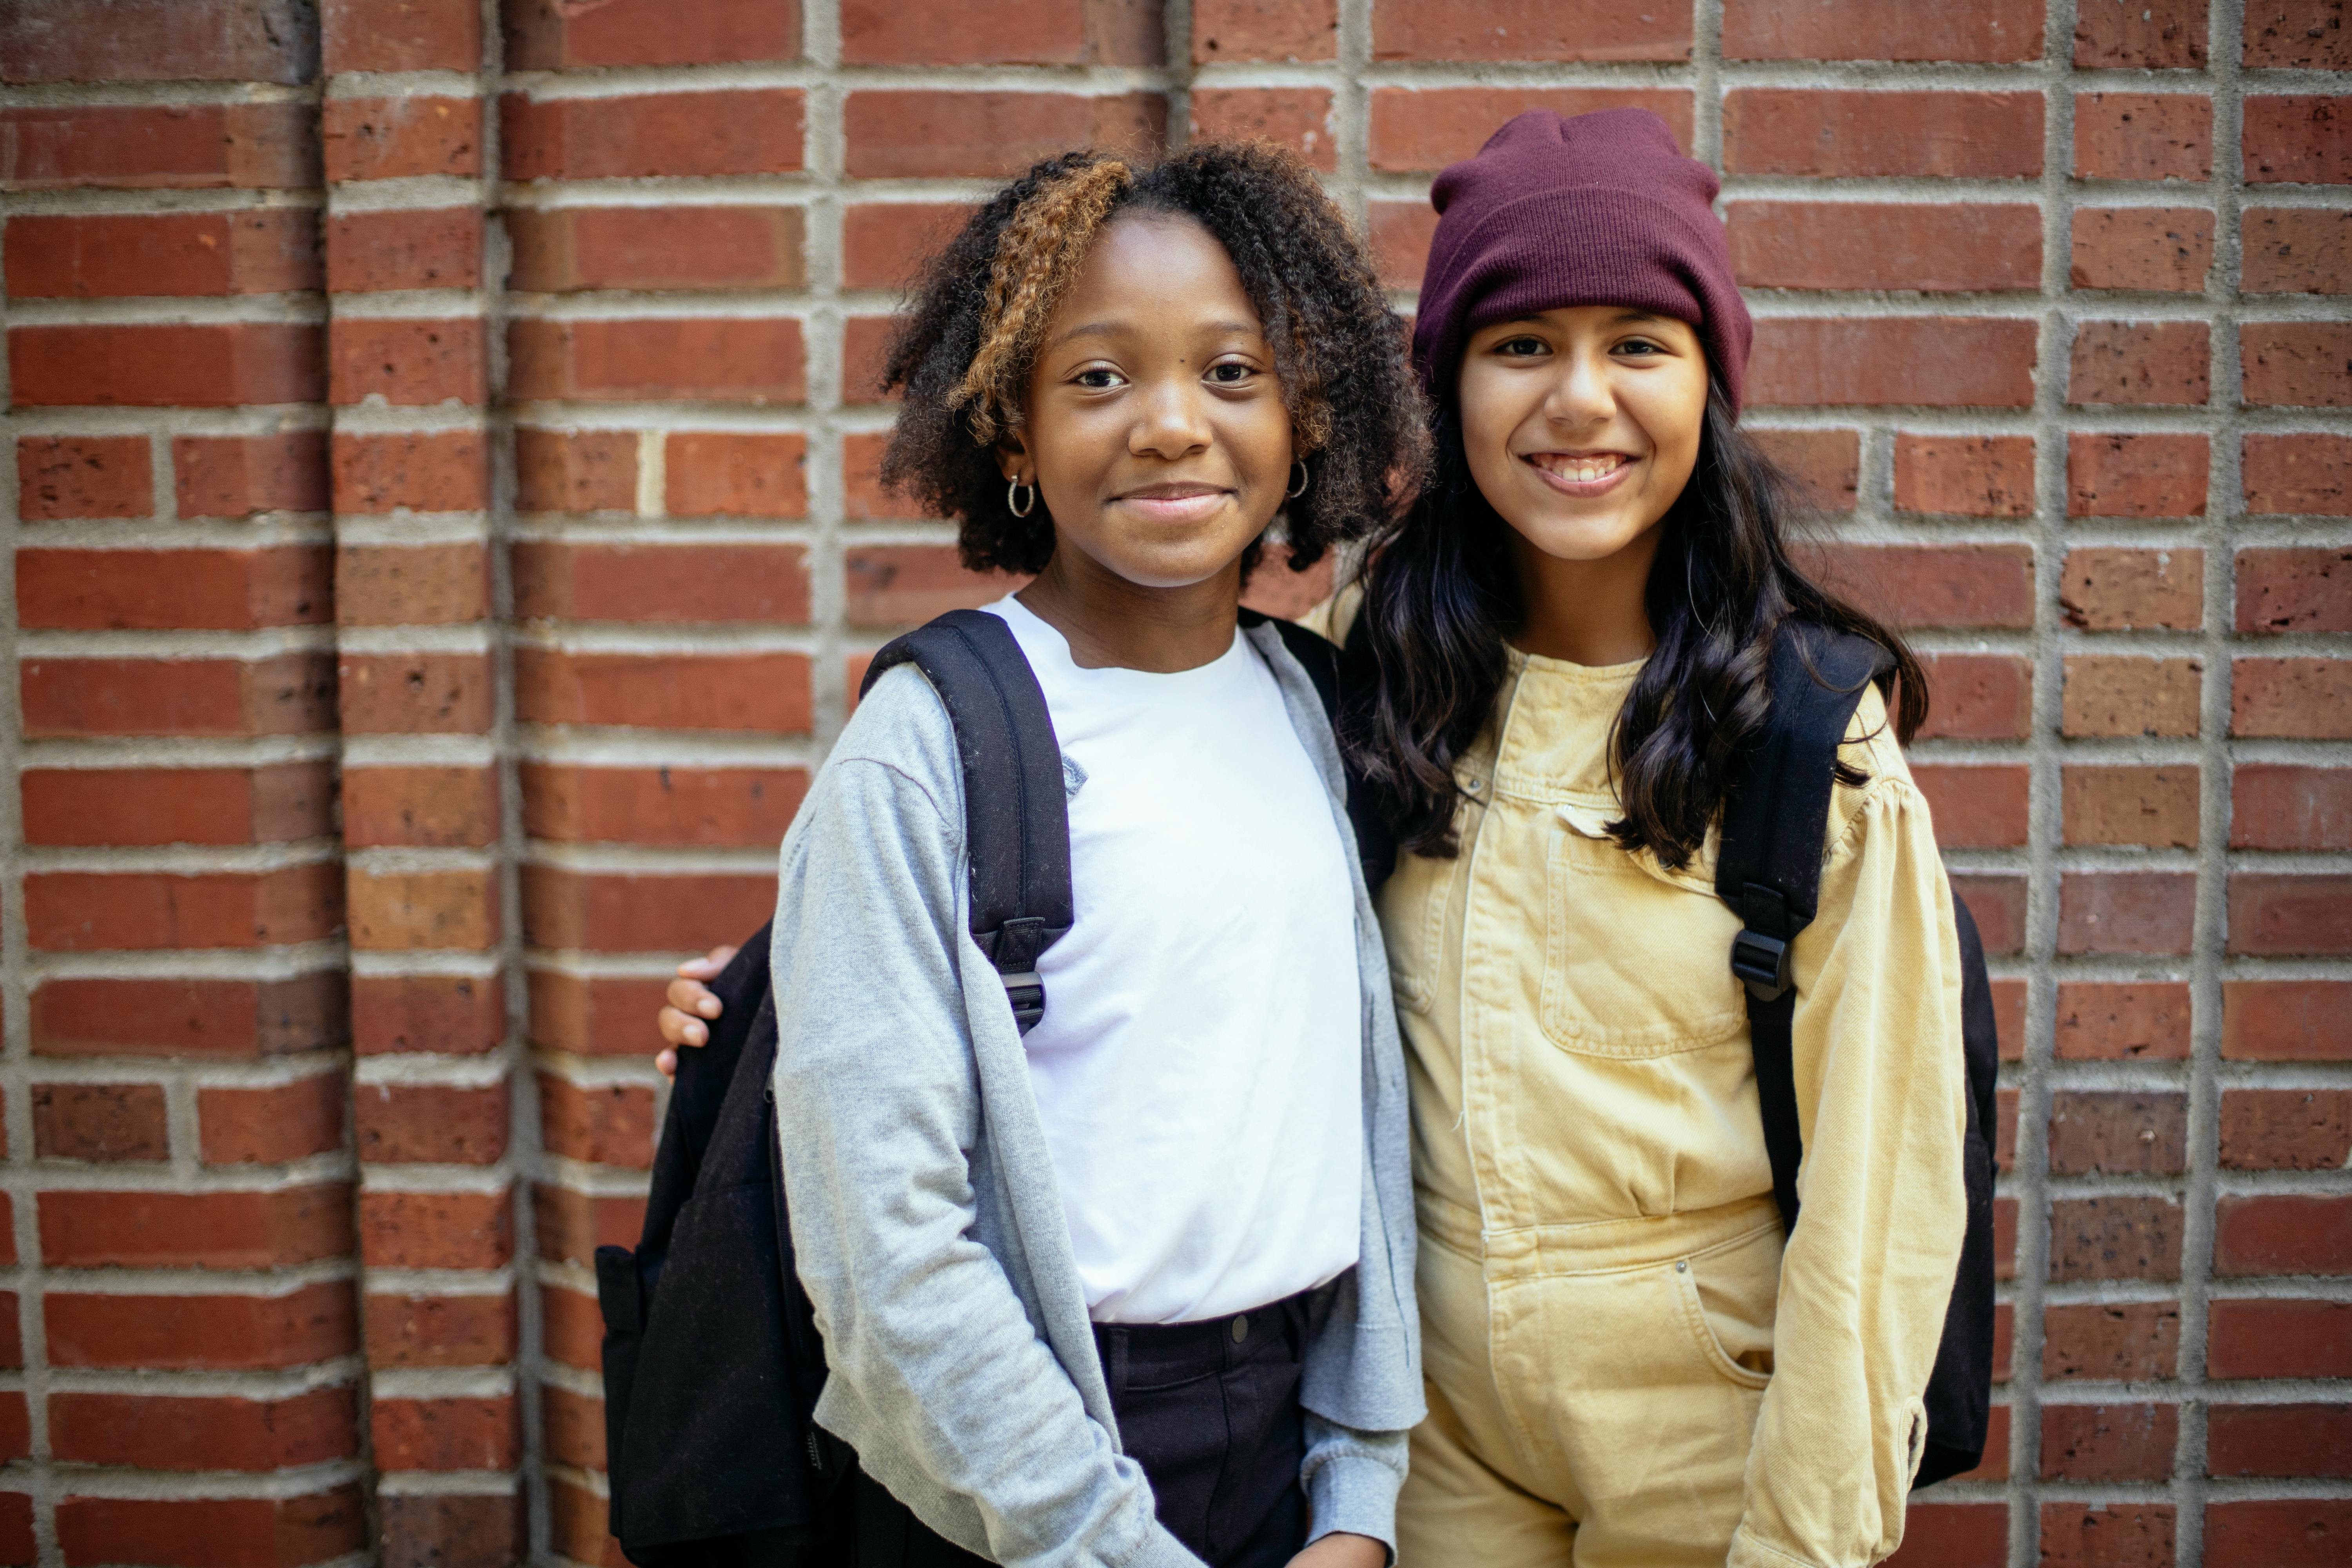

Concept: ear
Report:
left=995, top=430, right=1031, bottom=484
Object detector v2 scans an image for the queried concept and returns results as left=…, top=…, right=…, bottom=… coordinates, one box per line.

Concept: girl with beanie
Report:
left=1338, top=108, right=1968, bottom=1566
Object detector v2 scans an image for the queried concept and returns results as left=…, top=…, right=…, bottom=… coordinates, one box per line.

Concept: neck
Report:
left=1016, top=549, right=1244, bottom=673
left=1505, top=523, right=1662, bottom=667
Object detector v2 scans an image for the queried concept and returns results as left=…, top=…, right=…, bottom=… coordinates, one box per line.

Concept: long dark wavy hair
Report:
left=1346, top=381, right=1929, bottom=867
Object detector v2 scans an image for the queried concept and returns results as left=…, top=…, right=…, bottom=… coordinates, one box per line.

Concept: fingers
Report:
left=675, top=944, right=740, bottom=980
left=657, top=1046, right=678, bottom=1080
left=658, top=1005, right=709, bottom=1049
left=665, top=976, right=723, bottom=1020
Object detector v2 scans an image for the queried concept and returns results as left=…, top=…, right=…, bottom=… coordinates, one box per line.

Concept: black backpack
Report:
left=595, top=608, right=1356, bottom=1564
left=1715, top=623, right=2000, bottom=1489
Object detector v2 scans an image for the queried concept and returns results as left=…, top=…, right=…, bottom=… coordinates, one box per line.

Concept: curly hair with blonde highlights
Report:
left=878, top=142, right=1431, bottom=578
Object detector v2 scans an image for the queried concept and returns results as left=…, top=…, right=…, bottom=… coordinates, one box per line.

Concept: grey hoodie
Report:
left=769, top=618, right=1421, bottom=1568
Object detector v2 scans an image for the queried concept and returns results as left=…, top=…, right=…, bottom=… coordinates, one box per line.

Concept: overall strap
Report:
left=1715, top=623, right=1896, bottom=1229
left=861, top=609, right=1073, bottom=1033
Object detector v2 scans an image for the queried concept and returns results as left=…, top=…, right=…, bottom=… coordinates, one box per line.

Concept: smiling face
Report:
left=1456, top=304, right=1711, bottom=569
left=998, top=211, right=1294, bottom=593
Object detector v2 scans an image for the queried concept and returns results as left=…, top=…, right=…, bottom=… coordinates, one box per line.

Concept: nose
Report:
left=1542, top=340, right=1616, bottom=430
left=1130, top=370, right=1213, bottom=461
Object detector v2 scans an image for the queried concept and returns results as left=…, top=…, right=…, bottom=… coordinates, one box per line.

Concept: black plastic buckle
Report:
left=1001, top=971, right=1045, bottom=1033
left=1730, top=928, right=1792, bottom=1002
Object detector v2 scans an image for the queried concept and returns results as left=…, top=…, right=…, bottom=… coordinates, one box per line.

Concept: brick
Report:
left=1884, top=1503, right=2008, bottom=1568
left=2239, top=546, right=2352, bottom=633
left=544, top=1383, right=606, bottom=1470
left=2063, top=767, right=2199, bottom=848
left=2060, top=548, right=2202, bottom=632
left=844, top=314, right=897, bottom=402
left=334, top=432, right=489, bottom=519
left=1195, top=0, right=1336, bottom=60
left=523, top=764, right=809, bottom=848
left=843, top=89, right=1163, bottom=179
left=508, top=317, right=804, bottom=404
left=1368, top=88, right=1693, bottom=172
left=2058, top=871, right=2199, bottom=954
left=550, top=1474, right=630, bottom=1567
left=0, top=102, right=318, bottom=190
left=46, top=1281, right=354, bottom=1370
left=2209, top=1405, right=2352, bottom=1478
left=328, top=317, right=486, bottom=407
left=1948, top=1403, right=2011, bottom=1482
left=2245, top=432, right=2352, bottom=514
left=528, top=970, right=670, bottom=1056
left=28, top=864, right=343, bottom=951
left=1950, top=875, right=2028, bottom=956
left=2215, top=1195, right=2352, bottom=1274
left=1745, top=429, right=1857, bottom=512
left=374, top=1395, right=519, bottom=1472
left=2229, top=872, right=2352, bottom=955
left=505, top=0, right=799, bottom=67
left=2207, top=1298, right=2352, bottom=1378
left=1893, top=435, right=2033, bottom=517
left=2232, top=765, right=2352, bottom=849
left=2076, top=92, right=2212, bottom=181
left=514, top=427, right=637, bottom=512
left=2062, top=656, right=2201, bottom=737
left=2040, top=1504, right=2174, bottom=1568
left=18, top=545, right=331, bottom=631
left=356, top=1082, right=508, bottom=1165
left=1191, top=88, right=1336, bottom=172
left=2071, top=207, right=2214, bottom=292
left=2233, top=657, right=2352, bottom=738
left=539, top=1074, right=657, bottom=1168
left=843, top=430, right=913, bottom=517
left=33, top=1082, right=167, bottom=1162
left=533, top=1181, right=648, bottom=1264
left=352, top=971, right=506, bottom=1056
left=324, top=0, right=480, bottom=71
left=32, top=973, right=346, bottom=1059
left=2040, top=1404, right=2178, bottom=1483
left=2244, top=207, right=2352, bottom=296
left=843, top=0, right=1102, bottom=64
left=1915, top=654, right=2032, bottom=740
left=2068, top=320, right=2210, bottom=405
left=1806, top=543, right=2033, bottom=630
left=2207, top=1502, right=2352, bottom=1568
left=520, top=867, right=776, bottom=954
left=1748, top=319, right=2036, bottom=407
left=24, top=762, right=334, bottom=847
left=343, top=765, right=501, bottom=848
left=2067, top=432, right=2209, bottom=515
left=40, top=1185, right=352, bottom=1268
left=54, top=1387, right=355, bottom=1471
left=1241, top=548, right=1336, bottom=624
left=513, top=541, right=810, bottom=625
left=173, top=431, right=330, bottom=518
left=16, top=434, right=149, bottom=520
left=325, top=207, right=482, bottom=293
left=2245, top=94, right=2352, bottom=184
left=1724, top=0, right=2040, bottom=61
left=5, top=210, right=318, bottom=298
left=1726, top=202, right=2040, bottom=292
left=2057, top=982, right=2191, bottom=1063
left=846, top=544, right=1026, bottom=628
left=338, top=543, right=490, bottom=627
left=9, top=321, right=322, bottom=407
left=1373, top=0, right=1689, bottom=58
left=23, top=653, right=337, bottom=738
left=1909, top=767, right=2029, bottom=850
left=844, top=201, right=976, bottom=289
left=1991, top=980, right=2028, bottom=1065
left=2077, top=0, right=2207, bottom=66
left=544, top=1283, right=602, bottom=1369
left=502, top=90, right=803, bottom=180
left=2243, top=322, right=2352, bottom=406
left=366, top=1289, right=518, bottom=1368
left=321, top=95, right=480, bottom=182
left=347, top=867, right=500, bottom=952
left=2047, top=1092, right=2189, bottom=1176
left=2220, top=1089, right=2352, bottom=1171
left=2042, top=1301, right=2180, bottom=1381
left=2246, top=2, right=2351, bottom=67
left=517, top=648, right=812, bottom=733
left=360, top=1188, right=514, bottom=1270
left=338, top=652, right=493, bottom=734
left=199, top=1074, right=347, bottom=1164
left=509, top=204, right=805, bottom=293
left=57, top=1490, right=366, bottom=1568
left=1724, top=91, right=2042, bottom=178
left=379, top=1493, right=528, bottom=1568
left=666, top=432, right=808, bottom=517
left=1368, top=200, right=1439, bottom=288
left=2, top=0, right=318, bottom=82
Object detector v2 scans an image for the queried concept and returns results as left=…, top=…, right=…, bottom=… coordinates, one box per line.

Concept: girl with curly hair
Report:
left=676, top=143, right=1431, bottom=1568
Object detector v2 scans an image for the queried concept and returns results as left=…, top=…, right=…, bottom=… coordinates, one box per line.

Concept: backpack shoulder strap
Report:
left=1716, top=622, right=1896, bottom=1229
left=860, top=609, right=1072, bottom=1033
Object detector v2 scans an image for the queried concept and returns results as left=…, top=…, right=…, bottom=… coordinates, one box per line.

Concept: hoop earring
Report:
left=1007, top=478, right=1036, bottom=518
left=1286, top=460, right=1310, bottom=499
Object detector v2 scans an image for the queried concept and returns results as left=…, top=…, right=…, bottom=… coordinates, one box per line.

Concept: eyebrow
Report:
left=1050, top=319, right=1265, bottom=348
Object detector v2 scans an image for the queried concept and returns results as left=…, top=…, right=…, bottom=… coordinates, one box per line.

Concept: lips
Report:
left=1115, top=483, right=1229, bottom=524
left=1524, top=450, right=1637, bottom=498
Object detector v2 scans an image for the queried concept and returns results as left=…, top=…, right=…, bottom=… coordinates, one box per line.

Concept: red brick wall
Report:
left=2, top=1, right=2344, bottom=1564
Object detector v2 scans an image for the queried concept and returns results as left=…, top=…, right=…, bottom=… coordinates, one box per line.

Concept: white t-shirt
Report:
left=984, top=596, right=1364, bottom=1325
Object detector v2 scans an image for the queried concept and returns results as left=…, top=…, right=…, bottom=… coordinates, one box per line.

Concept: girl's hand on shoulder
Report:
left=654, top=946, right=736, bottom=1079
left=1286, top=1533, right=1388, bottom=1568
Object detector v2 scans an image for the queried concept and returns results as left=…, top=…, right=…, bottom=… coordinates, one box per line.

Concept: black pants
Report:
left=853, top=1284, right=1323, bottom=1568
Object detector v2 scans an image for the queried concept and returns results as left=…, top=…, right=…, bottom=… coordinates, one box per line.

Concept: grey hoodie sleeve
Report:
left=769, top=700, right=1203, bottom=1568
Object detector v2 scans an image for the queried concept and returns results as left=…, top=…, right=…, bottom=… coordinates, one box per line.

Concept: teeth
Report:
left=1535, top=454, right=1627, bottom=482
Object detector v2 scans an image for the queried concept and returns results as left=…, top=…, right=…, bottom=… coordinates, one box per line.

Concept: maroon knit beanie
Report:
left=1411, top=107, right=1753, bottom=415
